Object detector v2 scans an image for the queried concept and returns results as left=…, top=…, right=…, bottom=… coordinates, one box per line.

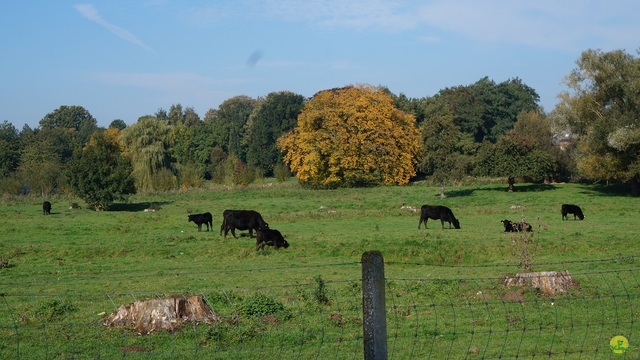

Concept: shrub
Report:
left=238, top=293, right=285, bottom=317
left=177, top=163, right=202, bottom=189
left=274, top=163, right=290, bottom=182
left=153, top=168, right=177, bottom=191
left=313, top=275, right=330, bottom=306
left=37, top=300, right=78, bottom=321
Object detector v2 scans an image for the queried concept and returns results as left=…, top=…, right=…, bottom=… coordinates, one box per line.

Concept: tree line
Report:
left=1, top=49, right=638, bottom=209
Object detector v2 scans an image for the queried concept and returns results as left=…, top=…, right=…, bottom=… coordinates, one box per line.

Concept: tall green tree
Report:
left=559, top=49, right=640, bottom=195
left=0, top=121, right=21, bottom=178
left=208, top=96, right=257, bottom=161
left=39, top=105, right=98, bottom=147
left=476, top=111, right=556, bottom=192
left=109, top=119, right=127, bottom=130
left=17, top=136, right=62, bottom=196
left=425, top=77, right=540, bottom=144
left=424, top=85, right=483, bottom=138
left=245, top=91, right=305, bottom=176
left=183, top=107, right=201, bottom=127
left=391, top=92, right=427, bottom=124
left=419, top=111, right=472, bottom=197
left=67, top=128, right=135, bottom=210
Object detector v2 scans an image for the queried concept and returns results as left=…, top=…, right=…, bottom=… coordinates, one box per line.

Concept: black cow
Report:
left=418, top=205, right=460, bottom=229
left=188, top=212, right=213, bottom=232
left=43, top=201, right=51, bottom=215
left=561, top=204, right=584, bottom=220
left=501, top=219, right=533, bottom=232
left=220, top=210, right=269, bottom=239
left=256, top=228, right=289, bottom=251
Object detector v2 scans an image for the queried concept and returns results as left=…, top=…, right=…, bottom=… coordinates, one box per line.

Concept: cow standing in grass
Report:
left=418, top=205, right=460, bottom=229
left=561, top=204, right=584, bottom=220
left=220, top=210, right=269, bottom=239
left=43, top=201, right=51, bottom=215
left=188, top=212, right=213, bottom=232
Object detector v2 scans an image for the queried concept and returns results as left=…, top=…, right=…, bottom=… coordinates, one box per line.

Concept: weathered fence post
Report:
left=362, top=251, right=387, bottom=360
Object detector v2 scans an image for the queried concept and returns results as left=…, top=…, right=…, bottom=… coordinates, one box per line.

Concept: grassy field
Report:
left=0, top=180, right=638, bottom=359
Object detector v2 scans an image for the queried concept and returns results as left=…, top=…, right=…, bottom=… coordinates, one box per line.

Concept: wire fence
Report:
left=1, top=255, right=639, bottom=359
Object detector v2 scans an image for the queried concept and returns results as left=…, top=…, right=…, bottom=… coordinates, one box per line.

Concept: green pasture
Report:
left=0, top=181, right=638, bottom=358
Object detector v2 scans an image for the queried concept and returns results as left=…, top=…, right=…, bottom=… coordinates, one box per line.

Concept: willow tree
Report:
left=278, top=85, right=422, bottom=188
left=120, top=116, right=171, bottom=191
left=559, top=49, right=640, bottom=195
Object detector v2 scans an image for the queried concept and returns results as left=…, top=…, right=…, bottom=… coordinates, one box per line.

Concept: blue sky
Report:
left=1, top=1, right=639, bottom=129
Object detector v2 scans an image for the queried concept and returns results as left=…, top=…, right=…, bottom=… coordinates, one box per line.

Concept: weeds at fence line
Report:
left=1, top=257, right=639, bottom=359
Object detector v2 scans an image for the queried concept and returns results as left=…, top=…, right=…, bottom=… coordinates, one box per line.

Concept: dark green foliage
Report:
left=15, top=106, right=99, bottom=195
left=425, top=77, right=540, bottom=144
left=66, top=130, right=135, bottom=210
left=392, top=92, right=427, bottom=124
left=419, top=112, right=472, bottom=196
left=238, top=293, right=285, bottom=317
left=108, top=119, right=127, bottom=130
left=476, top=132, right=555, bottom=191
left=17, top=135, right=63, bottom=196
left=39, top=105, right=98, bottom=148
left=37, top=300, right=78, bottom=321
left=245, top=91, right=305, bottom=176
left=0, top=121, right=21, bottom=178
left=209, top=96, right=258, bottom=162
left=313, top=275, right=330, bottom=305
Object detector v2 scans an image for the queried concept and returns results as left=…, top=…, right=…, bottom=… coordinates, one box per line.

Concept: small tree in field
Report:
left=67, top=128, right=135, bottom=210
left=477, top=111, right=555, bottom=191
left=278, top=85, right=422, bottom=188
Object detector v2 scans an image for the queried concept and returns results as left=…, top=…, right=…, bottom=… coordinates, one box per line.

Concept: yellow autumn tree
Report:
left=278, top=85, right=422, bottom=188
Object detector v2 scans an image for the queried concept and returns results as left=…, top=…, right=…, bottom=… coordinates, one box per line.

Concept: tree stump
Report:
left=503, top=270, right=576, bottom=296
left=102, top=295, right=220, bottom=335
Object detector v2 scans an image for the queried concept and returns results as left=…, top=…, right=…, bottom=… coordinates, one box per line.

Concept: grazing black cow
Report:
left=561, top=204, right=584, bottom=220
left=501, top=219, right=533, bottom=232
left=418, top=205, right=460, bottom=229
left=220, top=210, right=269, bottom=239
left=188, top=212, right=213, bottom=232
left=43, top=201, right=51, bottom=215
left=256, top=228, right=290, bottom=251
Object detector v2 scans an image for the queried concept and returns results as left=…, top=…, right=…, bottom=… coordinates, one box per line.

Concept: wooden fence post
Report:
left=362, top=251, right=387, bottom=360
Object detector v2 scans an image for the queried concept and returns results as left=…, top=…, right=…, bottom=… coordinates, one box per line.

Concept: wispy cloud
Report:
left=73, top=3, right=155, bottom=52
left=415, top=0, right=640, bottom=50
left=261, top=0, right=417, bottom=32
left=260, top=0, right=640, bottom=50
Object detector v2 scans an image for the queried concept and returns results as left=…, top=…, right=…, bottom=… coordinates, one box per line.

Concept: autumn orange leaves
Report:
left=278, top=85, right=422, bottom=188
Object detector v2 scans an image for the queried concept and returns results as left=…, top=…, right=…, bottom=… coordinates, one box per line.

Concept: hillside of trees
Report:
left=1, top=49, right=638, bottom=207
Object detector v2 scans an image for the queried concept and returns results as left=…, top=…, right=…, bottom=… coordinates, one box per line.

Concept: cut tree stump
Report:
left=503, top=270, right=576, bottom=296
left=103, top=295, right=220, bottom=335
